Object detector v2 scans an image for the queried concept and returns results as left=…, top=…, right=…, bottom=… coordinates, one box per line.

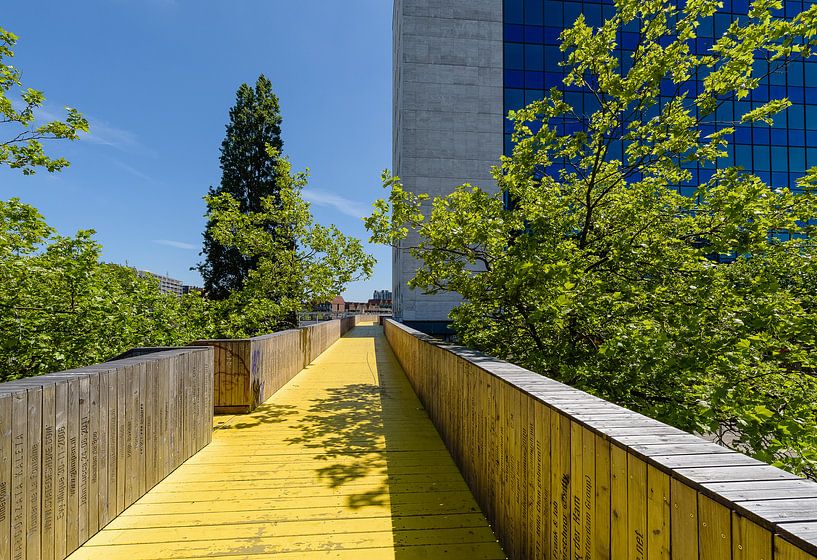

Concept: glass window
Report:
left=505, top=43, right=524, bottom=70
left=789, top=129, right=806, bottom=147
left=505, top=70, right=525, bottom=89
left=505, top=88, right=525, bottom=113
left=505, top=0, right=524, bottom=24
left=753, top=145, right=771, bottom=171
left=734, top=101, right=750, bottom=121
left=716, top=102, right=733, bottom=123
left=525, top=0, right=544, bottom=23
left=786, top=0, right=802, bottom=18
left=564, top=2, right=582, bottom=25
left=736, top=145, right=753, bottom=168
left=525, top=71, right=545, bottom=89
left=805, top=63, right=817, bottom=86
left=770, top=128, right=788, bottom=145
left=505, top=24, right=525, bottom=42
left=772, top=172, right=789, bottom=187
left=805, top=105, right=817, bottom=130
left=714, top=13, right=732, bottom=36
left=790, top=147, right=806, bottom=173
left=698, top=16, right=714, bottom=37
left=734, top=126, right=752, bottom=144
left=544, top=27, right=561, bottom=45
left=525, top=44, right=545, bottom=71
left=787, top=104, right=805, bottom=129
left=543, top=0, right=563, bottom=22
left=584, top=4, right=603, bottom=27
left=770, top=67, right=786, bottom=86
left=771, top=146, right=789, bottom=172
left=525, top=26, right=545, bottom=43
left=753, top=127, right=770, bottom=144
left=789, top=62, right=805, bottom=87
left=525, top=89, right=544, bottom=105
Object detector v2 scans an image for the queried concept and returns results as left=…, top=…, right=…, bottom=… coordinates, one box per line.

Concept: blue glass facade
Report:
left=502, top=0, right=817, bottom=200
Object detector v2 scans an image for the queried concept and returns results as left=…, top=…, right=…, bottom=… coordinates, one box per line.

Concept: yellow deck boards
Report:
left=68, top=324, right=505, bottom=559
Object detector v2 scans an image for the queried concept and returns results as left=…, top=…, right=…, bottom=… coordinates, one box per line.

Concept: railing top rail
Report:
left=0, top=346, right=211, bottom=393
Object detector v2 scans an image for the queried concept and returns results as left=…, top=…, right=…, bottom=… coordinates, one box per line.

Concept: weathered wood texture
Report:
left=193, top=316, right=376, bottom=414
left=383, top=318, right=817, bottom=560
left=0, top=347, right=213, bottom=560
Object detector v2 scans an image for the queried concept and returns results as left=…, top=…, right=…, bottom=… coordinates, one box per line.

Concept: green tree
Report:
left=0, top=199, right=207, bottom=381
left=206, top=150, right=375, bottom=337
left=368, top=0, right=817, bottom=476
left=199, top=75, right=288, bottom=299
left=0, top=27, right=88, bottom=174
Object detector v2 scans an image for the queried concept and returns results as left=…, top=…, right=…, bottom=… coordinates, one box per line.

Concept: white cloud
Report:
left=153, top=239, right=197, bottom=250
left=16, top=101, right=152, bottom=157
left=302, top=189, right=369, bottom=219
left=112, top=160, right=155, bottom=184
left=83, top=118, right=152, bottom=156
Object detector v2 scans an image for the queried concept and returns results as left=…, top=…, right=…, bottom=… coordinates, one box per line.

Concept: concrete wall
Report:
left=392, top=0, right=504, bottom=324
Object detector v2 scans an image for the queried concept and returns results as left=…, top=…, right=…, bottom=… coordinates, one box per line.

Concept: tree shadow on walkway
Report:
left=285, top=381, right=391, bottom=508
left=215, top=403, right=299, bottom=431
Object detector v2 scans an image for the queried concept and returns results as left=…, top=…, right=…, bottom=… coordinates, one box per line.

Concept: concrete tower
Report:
left=392, top=0, right=504, bottom=334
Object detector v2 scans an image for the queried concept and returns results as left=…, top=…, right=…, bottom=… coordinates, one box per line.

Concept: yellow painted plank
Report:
left=699, top=494, right=731, bottom=560
left=82, top=514, right=495, bottom=545
left=646, top=465, right=670, bottom=560
left=670, top=479, right=698, bottom=560
left=732, top=514, right=771, bottom=560
left=775, top=536, right=817, bottom=560
left=68, top=325, right=505, bottom=559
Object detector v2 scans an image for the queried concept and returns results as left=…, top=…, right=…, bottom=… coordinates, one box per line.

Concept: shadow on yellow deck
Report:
left=68, top=324, right=506, bottom=559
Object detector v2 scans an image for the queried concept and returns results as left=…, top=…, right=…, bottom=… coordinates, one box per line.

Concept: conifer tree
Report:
left=199, top=75, right=286, bottom=299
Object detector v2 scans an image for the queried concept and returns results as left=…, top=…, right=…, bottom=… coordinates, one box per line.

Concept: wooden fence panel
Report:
left=11, top=390, right=26, bottom=560
left=0, top=347, right=212, bottom=560
left=194, top=318, right=354, bottom=414
left=383, top=317, right=817, bottom=560
left=40, top=383, right=55, bottom=560
left=87, top=374, right=99, bottom=538
left=97, top=371, right=109, bottom=531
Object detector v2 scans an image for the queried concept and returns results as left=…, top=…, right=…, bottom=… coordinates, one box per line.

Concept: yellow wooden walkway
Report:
left=68, top=324, right=506, bottom=559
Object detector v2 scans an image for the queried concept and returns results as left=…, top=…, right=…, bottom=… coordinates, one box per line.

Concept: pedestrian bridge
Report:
left=3, top=319, right=817, bottom=560
left=69, top=324, right=505, bottom=559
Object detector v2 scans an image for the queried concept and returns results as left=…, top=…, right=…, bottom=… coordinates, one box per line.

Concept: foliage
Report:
left=368, top=0, right=817, bottom=475
left=199, top=75, right=288, bottom=299
left=206, top=151, right=375, bottom=338
left=0, top=198, right=207, bottom=381
left=0, top=38, right=371, bottom=381
left=0, top=27, right=88, bottom=174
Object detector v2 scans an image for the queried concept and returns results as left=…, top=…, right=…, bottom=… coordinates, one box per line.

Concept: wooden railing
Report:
left=193, top=315, right=380, bottom=413
left=0, top=346, right=213, bottom=560
left=384, top=318, right=817, bottom=560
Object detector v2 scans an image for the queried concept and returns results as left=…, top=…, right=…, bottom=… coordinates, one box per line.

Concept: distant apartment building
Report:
left=135, top=270, right=184, bottom=296
left=314, top=296, right=348, bottom=315
left=372, top=289, right=392, bottom=303
left=314, top=292, right=393, bottom=315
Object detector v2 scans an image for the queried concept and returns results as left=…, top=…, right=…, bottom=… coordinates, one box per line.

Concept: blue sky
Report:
left=0, top=0, right=393, bottom=301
